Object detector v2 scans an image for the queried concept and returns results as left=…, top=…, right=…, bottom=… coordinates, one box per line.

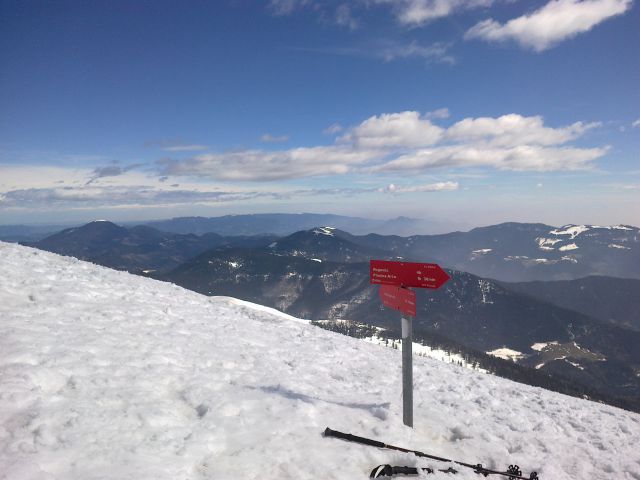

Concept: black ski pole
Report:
left=323, top=427, right=539, bottom=480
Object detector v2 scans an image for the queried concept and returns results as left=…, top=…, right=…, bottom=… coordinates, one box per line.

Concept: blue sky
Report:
left=0, top=0, right=638, bottom=230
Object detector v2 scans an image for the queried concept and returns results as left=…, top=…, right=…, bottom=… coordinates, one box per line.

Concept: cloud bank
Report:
left=159, top=111, right=606, bottom=181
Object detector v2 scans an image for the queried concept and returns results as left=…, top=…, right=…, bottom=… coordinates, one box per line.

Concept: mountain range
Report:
left=25, top=219, right=640, bottom=411
left=30, top=220, right=276, bottom=274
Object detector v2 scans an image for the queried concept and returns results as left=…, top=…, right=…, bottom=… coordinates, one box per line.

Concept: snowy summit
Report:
left=1, top=242, right=639, bottom=479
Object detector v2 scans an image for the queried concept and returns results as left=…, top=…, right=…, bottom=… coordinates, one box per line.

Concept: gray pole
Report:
left=401, top=316, right=413, bottom=428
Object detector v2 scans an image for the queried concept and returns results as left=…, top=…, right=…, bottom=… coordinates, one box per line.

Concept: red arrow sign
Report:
left=370, top=259, right=450, bottom=289
left=379, top=285, right=416, bottom=317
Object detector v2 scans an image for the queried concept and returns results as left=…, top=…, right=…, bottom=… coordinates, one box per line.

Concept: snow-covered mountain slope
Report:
left=1, top=242, right=639, bottom=480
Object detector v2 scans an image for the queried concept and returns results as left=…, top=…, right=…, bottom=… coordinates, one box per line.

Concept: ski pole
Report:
left=323, top=427, right=539, bottom=480
left=370, top=464, right=458, bottom=478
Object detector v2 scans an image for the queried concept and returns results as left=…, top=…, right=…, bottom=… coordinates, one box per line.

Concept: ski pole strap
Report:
left=370, top=465, right=421, bottom=478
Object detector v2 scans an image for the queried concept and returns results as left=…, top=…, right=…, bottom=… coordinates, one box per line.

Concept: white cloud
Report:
left=446, top=114, right=600, bottom=147
left=339, top=111, right=444, bottom=148
left=162, top=145, right=209, bottom=152
left=324, top=123, right=343, bottom=134
left=632, top=119, right=640, bottom=128
left=158, top=111, right=606, bottom=181
left=372, top=144, right=608, bottom=172
left=268, top=0, right=311, bottom=16
left=375, top=0, right=494, bottom=25
left=425, top=108, right=451, bottom=120
left=0, top=185, right=270, bottom=209
left=160, top=146, right=380, bottom=181
left=384, top=181, right=459, bottom=193
left=466, top=0, right=632, bottom=51
left=335, top=4, right=359, bottom=29
left=260, top=134, right=290, bottom=143
left=377, top=41, right=456, bottom=64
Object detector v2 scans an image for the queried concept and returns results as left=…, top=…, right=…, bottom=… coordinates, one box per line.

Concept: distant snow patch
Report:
left=533, top=258, right=551, bottom=264
left=609, top=244, right=631, bottom=250
left=550, top=225, right=590, bottom=239
left=470, top=249, right=493, bottom=261
left=566, top=360, right=585, bottom=371
left=531, top=341, right=559, bottom=352
left=312, top=227, right=335, bottom=236
left=559, top=243, right=579, bottom=251
left=487, top=348, right=524, bottom=362
left=311, top=258, right=322, bottom=263
left=478, top=279, right=493, bottom=304
left=536, top=237, right=561, bottom=250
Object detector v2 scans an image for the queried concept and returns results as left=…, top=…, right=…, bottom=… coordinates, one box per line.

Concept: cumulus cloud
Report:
left=446, top=114, right=601, bottom=147
left=466, top=0, right=632, bottom=51
left=260, top=133, right=290, bottom=143
left=339, top=111, right=444, bottom=148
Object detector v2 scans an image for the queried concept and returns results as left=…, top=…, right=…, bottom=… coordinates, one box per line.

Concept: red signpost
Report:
left=379, top=285, right=416, bottom=317
left=370, top=259, right=450, bottom=290
left=370, top=259, right=450, bottom=428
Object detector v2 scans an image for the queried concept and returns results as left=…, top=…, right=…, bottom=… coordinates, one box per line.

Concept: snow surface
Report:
left=1, top=242, right=640, bottom=480
left=360, top=334, right=488, bottom=374
left=558, top=243, right=579, bottom=251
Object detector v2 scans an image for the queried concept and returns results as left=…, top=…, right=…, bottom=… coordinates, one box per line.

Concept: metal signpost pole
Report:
left=370, top=260, right=450, bottom=430
left=401, top=315, right=413, bottom=428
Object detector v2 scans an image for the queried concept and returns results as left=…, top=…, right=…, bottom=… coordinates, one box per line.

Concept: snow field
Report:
left=1, top=242, right=640, bottom=479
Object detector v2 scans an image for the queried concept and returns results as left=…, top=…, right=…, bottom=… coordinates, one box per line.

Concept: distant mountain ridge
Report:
left=335, top=222, right=640, bottom=281
left=30, top=220, right=276, bottom=274
left=142, top=213, right=455, bottom=236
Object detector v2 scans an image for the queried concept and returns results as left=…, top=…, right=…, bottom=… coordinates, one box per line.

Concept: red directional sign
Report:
left=379, top=285, right=416, bottom=317
left=370, top=259, right=450, bottom=289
